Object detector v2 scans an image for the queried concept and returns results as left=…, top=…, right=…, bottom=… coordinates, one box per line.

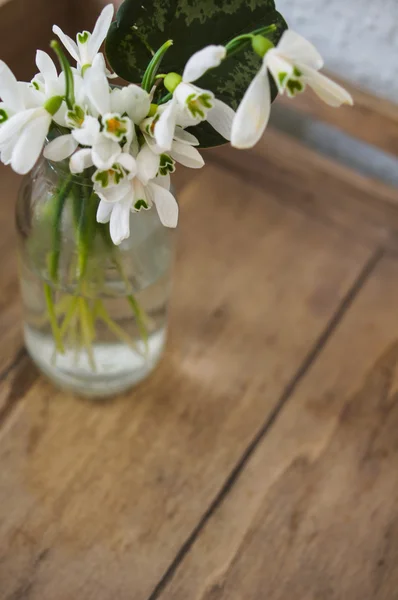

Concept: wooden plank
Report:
left=207, top=128, right=398, bottom=249
left=156, top=252, right=398, bottom=600
left=0, top=166, right=23, bottom=375
left=278, top=76, right=398, bottom=156
left=0, top=165, right=371, bottom=599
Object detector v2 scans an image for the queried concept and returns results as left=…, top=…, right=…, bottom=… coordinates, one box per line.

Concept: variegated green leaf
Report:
left=106, top=0, right=287, bottom=147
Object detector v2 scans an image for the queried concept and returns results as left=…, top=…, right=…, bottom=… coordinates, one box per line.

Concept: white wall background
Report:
left=276, top=0, right=398, bottom=102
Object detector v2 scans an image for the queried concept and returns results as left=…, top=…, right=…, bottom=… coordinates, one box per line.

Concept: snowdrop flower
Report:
left=141, top=111, right=204, bottom=172
left=45, top=63, right=149, bottom=165
left=53, top=4, right=114, bottom=75
left=0, top=57, right=66, bottom=174
left=95, top=144, right=179, bottom=245
left=85, top=64, right=150, bottom=123
left=231, top=31, right=353, bottom=149
left=68, top=112, right=134, bottom=174
left=154, top=45, right=235, bottom=151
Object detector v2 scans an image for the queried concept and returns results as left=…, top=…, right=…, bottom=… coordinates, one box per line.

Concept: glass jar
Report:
left=16, top=156, right=175, bottom=397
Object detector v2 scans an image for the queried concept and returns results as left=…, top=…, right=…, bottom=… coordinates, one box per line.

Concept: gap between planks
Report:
left=145, top=245, right=385, bottom=600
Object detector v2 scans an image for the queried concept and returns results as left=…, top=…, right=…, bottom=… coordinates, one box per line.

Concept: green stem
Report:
left=78, top=298, right=96, bottom=371
left=95, top=301, right=145, bottom=357
left=44, top=283, right=65, bottom=354
left=127, top=294, right=149, bottom=354
left=48, top=175, right=73, bottom=284
left=225, top=24, right=277, bottom=57
left=142, top=40, right=173, bottom=93
left=50, top=40, right=75, bottom=109
left=159, top=92, right=172, bottom=105
left=98, top=223, right=150, bottom=352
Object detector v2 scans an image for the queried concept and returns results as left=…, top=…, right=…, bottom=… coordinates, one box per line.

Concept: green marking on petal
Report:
left=186, top=92, right=213, bottom=119
left=94, top=170, right=110, bottom=188
left=32, top=81, right=40, bottom=91
left=104, top=115, right=130, bottom=139
left=95, top=163, right=131, bottom=189
left=159, top=153, right=176, bottom=176
left=78, top=31, right=90, bottom=45
left=286, top=78, right=304, bottom=97
left=112, top=163, right=126, bottom=184
left=293, top=66, right=302, bottom=78
left=278, top=72, right=288, bottom=85
left=134, top=199, right=150, bottom=211
left=66, top=104, right=86, bottom=129
left=0, top=109, right=9, bottom=124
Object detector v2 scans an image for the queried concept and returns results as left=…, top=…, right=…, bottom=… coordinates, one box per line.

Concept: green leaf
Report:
left=106, top=0, right=288, bottom=147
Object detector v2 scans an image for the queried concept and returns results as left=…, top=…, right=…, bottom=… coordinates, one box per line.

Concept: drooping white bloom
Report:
left=45, top=61, right=149, bottom=165
left=95, top=144, right=179, bottom=245
left=0, top=55, right=66, bottom=174
left=154, top=45, right=235, bottom=151
left=85, top=64, right=151, bottom=123
left=141, top=111, right=204, bottom=172
left=231, top=30, right=353, bottom=149
left=53, top=4, right=114, bottom=74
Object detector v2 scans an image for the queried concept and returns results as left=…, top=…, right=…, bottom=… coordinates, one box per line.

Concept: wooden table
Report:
left=1, top=106, right=398, bottom=599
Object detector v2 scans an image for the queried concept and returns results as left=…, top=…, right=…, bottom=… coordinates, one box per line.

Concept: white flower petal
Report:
left=19, top=82, right=43, bottom=109
left=173, top=126, right=199, bottom=146
left=88, top=4, right=114, bottom=61
left=85, top=69, right=111, bottom=115
left=36, top=50, right=58, bottom=85
left=92, top=135, right=120, bottom=170
left=174, top=82, right=210, bottom=110
left=0, top=108, right=37, bottom=146
left=71, top=116, right=101, bottom=146
left=95, top=180, right=131, bottom=203
left=231, top=66, right=271, bottom=149
left=154, top=98, right=178, bottom=151
left=52, top=102, right=68, bottom=128
left=0, top=61, right=24, bottom=112
left=44, top=134, right=78, bottom=161
left=111, top=84, right=151, bottom=124
left=148, top=182, right=179, bottom=228
left=96, top=199, right=113, bottom=223
left=301, top=67, right=354, bottom=107
left=277, top=30, right=324, bottom=70
left=87, top=53, right=108, bottom=78
left=136, top=143, right=160, bottom=184
left=133, top=179, right=151, bottom=208
left=70, top=148, right=94, bottom=173
left=154, top=173, right=170, bottom=190
left=118, top=152, right=137, bottom=176
left=1, top=139, right=14, bottom=165
left=53, top=26, right=80, bottom=63
left=265, top=50, right=294, bottom=94
left=170, top=140, right=204, bottom=169
left=11, top=112, right=50, bottom=174
left=182, top=45, right=226, bottom=83
left=110, top=194, right=132, bottom=245
left=206, top=98, right=235, bottom=141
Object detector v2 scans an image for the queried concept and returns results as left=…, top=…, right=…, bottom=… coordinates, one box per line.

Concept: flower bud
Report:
left=252, top=35, right=274, bottom=58
left=164, top=72, right=182, bottom=93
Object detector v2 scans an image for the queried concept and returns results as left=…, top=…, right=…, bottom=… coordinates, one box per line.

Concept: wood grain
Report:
left=278, top=76, right=398, bottom=156
left=157, top=253, right=398, bottom=600
left=0, top=165, right=371, bottom=599
left=207, top=128, right=398, bottom=249
left=0, top=166, right=23, bottom=376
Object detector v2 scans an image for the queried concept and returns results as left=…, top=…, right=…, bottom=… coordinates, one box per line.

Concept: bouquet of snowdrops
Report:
left=3, top=1, right=352, bottom=392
